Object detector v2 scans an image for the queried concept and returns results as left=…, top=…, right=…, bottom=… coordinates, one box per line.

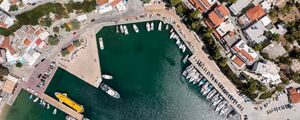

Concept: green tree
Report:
left=73, top=40, right=81, bottom=47
left=16, top=62, right=23, bottom=68
left=9, top=5, right=18, bottom=11
left=272, top=33, right=280, bottom=41
left=48, top=36, right=60, bottom=46
left=218, top=57, right=228, bottom=67
left=0, top=65, right=9, bottom=78
left=170, top=0, right=182, bottom=7
left=176, top=4, right=186, bottom=15
left=61, top=49, right=70, bottom=57
left=191, top=20, right=202, bottom=31
left=53, top=26, right=60, bottom=33
left=189, top=10, right=200, bottom=19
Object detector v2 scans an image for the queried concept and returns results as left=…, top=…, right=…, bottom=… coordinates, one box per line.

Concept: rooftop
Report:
left=229, top=0, right=252, bottom=15
left=243, top=17, right=269, bottom=43
left=246, top=4, right=266, bottom=22
left=188, top=0, right=217, bottom=13
left=262, top=41, right=287, bottom=59
left=215, top=19, right=235, bottom=37
left=232, top=40, right=258, bottom=63
left=252, top=60, right=281, bottom=85
left=288, top=87, right=300, bottom=104
left=207, top=3, right=230, bottom=28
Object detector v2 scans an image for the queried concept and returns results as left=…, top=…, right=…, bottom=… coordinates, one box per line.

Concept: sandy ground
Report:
left=0, top=104, right=11, bottom=120
left=58, top=29, right=101, bottom=88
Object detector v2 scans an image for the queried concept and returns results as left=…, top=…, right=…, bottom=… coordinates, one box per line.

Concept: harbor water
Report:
left=5, top=21, right=225, bottom=120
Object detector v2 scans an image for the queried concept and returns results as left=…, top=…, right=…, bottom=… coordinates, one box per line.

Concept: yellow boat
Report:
left=55, top=92, right=84, bottom=113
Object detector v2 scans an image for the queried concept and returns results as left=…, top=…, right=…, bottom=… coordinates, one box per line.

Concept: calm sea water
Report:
left=5, top=21, right=225, bottom=120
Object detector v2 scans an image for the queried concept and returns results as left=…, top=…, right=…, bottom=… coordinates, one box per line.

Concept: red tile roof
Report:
left=188, top=0, right=215, bottom=13
left=207, top=3, right=230, bottom=28
left=246, top=4, right=266, bottom=22
left=232, top=56, right=244, bottom=67
left=97, top=0, right=108, bottom=6
left=35, top=38, right=42, bottom=45
left=233, top=46, right=255, bottom=62
left=0, top=37, right=15, bottom=55
left=111, top=0, right=121, bottom=7
left=23, top=38, right=32, bottom=46
left=0, top=22, right=7, bottom=28
left=67, top=44, right=75, bottom=53
left=288, top=88, right=300, bottom=104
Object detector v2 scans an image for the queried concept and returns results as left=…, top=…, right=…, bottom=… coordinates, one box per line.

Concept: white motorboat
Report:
left=53, top=108, right=57, bottom=115
left=170, top=28, right=174, bottom=32
left=33, top=97, right=39, bottom=102
left=99, top=37, right=104, bottom=50
left=166, top=24, right=169, bottom=30
left=213, top=96, right=223, bottom=106
left=100, top=83, right=120, bottom=98
left=203, top=84, right=213, bottom=96
left=66, top=115, right=76, bottom=120
left=158, top=22, right=162, bottom=31
left=193, top=78, right=201, bottom=84
left=116, top=26, right=119, bottom=33
left=211, top=93, right=219, bottom=103
left=29, top=95, right=33, bottom=99
left=133, top=24, right=139, bottom=33
left=102, top=74, right=113, bottom=80
left=200, top=82, right=209, bottom=93
left=170, top=32, right=175, bottom=39
left=150, top=22, right=154, bottom=31
left=146, top=23, right=151, bottom=32
left=176, top=39, right=181, bottom=46
left=219, top=104, right=230, bottom=116
left=198, top=78, right=206, bottom=86
left=186, top=68, right=196, bottom=79
left=216, top=100, right=227, bottom=112
left=182, top=45, right=186, bottom=53
left=124, top=25, right=128, bottom=35
left=189, top=72, right=199, bottom=83
left=120, top=25, right=124, bottom=33
left=182, top=65, right=193, bottom=76
left=47, top=103, right=50, bottom=109
left=206, top=89, right=217, bottom=99
left=182, top=54, right=189, bottom=63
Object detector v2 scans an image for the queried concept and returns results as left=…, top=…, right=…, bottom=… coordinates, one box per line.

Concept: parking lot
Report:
left=23, top=59, right=58, bottom=94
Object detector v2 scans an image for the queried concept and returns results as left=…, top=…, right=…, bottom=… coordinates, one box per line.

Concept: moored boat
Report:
left=203, top=84, right=213, bottom=96
left=213, top=96, right=223, bottom=106
left=211, top=93, right=219, bottom=103
left=102, top=74, right=113, bottom=80
left=55, top=92, right=84, bottom=113
left=133, top=24, right=139, bottom=33
left=182, top=65, right=193, bottom=76
left=170, top=32, right=175, bottom=39
left=29, top=95, right=33, bottom=99
left=158, top=22, right=162, bottom=31
left=66, top=115, right=76, bottom=120
left=99, top=37, right=104, bottom=50
left=116, top=26, right=119, bottom=33
left=193, top=78, right=201, bottom=84
left=47, top=103, right=50, bottom=109
left=215, top=100, right=227, bottom=112
left=100, top=83, right=120, bottom=98
left=166, top=24, right=169, bottom=30
left=219, top=104, right=230, bottom=116
left=33, top=97, right=39, bottom=102
left=206, top=89, right=217, bottom=99
left=200, top=82, right=209, bottom=93
left=189, top=72, right=199, bottom=83
left=146, top=23, right=150, bottom=32
left=150, top=22, right=154, bottom=31
left=124, top=25, right=128, bottom=35
left=120, top=25, right=124, bottom=33
left=186, top=68, right=196, bottom=79
left=53, top=108, right=57, bottom=115
left=198, top=78, right=206, bottom=86
left=182, top=54, right=189, bottom=63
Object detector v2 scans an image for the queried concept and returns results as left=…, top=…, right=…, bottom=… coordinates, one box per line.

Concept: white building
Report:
left=215, top=19, right=236, bottom=37
left=0, top=11, right=15, bottom=28
left=252, top=60, right=281, bottom=85
left=76, top=14, right=87, bottom=22
left=243, top=15, right=272, bottom=43
left=96, top=0, right=126, bottom=14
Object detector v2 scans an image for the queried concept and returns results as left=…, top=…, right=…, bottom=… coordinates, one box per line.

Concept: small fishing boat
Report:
left=102, top=74, right=113, bottom=80
left=158, top=22, right=162, bottom=31
left=213, top=96, right=223, bottom=106
left=53, top=108, right=57, bottom=115
left=146, top=23, right=151, bottom=32
left=219, top=104, right=230, bottom=116
left=206, top=89, right=217, bottom=99
left=170, top=32, right=175, bottom=39
left=150, top=22, right=154, bottom=31
left=124, top=25, right=128, bottom=35
left=216, top=100, right=227, bottom=112
left=99, top=37, right=104, bottom=50
left=47, top=103, right=50, bottom=109
left=29, top=95, right=33, bottom=99
left=116, top=26, right=119, bottom=33
left=133, top=24, right=139, bottom=33
left=198, top=78, right=206, bottom=86
left=182, top=54, right=189, bottom=63
left=182, top=65, right=193, bottom=76
left=200, top=82, right=209, bottom=93
left=166, top=24, right=169, bottom=30
left=33, top=97, right=39, bottom=102
left=203, top=84, right=213, bottom=96
left=120, top=25, right=124, bottom=33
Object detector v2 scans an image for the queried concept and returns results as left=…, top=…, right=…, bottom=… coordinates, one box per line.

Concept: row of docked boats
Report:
left=30, top=95, right=58, bottom=115
left=169, top=31, right=186, bottom=53
left=116, top=21, right=166, bottom=34
left=182, top=64, right=233, bottom=117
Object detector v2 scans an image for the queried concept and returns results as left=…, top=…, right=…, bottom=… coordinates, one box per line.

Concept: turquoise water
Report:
left=6, top=21, right=225, bottom=120
left=5, top=90, right=66, bottom=120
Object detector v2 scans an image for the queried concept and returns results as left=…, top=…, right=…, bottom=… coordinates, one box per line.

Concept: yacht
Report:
left=99, top=37, right=104, bottom=50
left=100, top=83, right=120, bottom=98
left=200, top=82, right=209, bottom=93
left=176, top=39, right=181, bottom=46
left=182, top=45, right=186, bottom=53
left=116, top=26, right=119, bottom=33
left=158, top=22, right=162, bottom=31
left=33, top=97, right=39, bottom=102
left=120, top=25, right=124, bottom=33
left=53, top=108, right=57, bottom=115
left=182, top=65, right=193, bottom=76
left=198, top=78, right=206, bottom=86
left=193, top=78, right=201, bottom=84
left=219, top=104, right=230, bottom=116
left=150, top=22, right=154, bottom=31
left=206, top=89, right=217, bottom=99
left=133, top=24, right=139, bottom=33
left=102, top=74, right=113, bottom=80
left=216, top=100, right=227, bottom=112
left=166, top=24, right=169, bottom=30
left=146, top=23, right=151, bottom=32
left=182, top=54, right=189, bottom=63
left=213, top=96, right=223, bottom=106
left=124, top=25, right=129, bottom=35
left=170, top=28, right=174, bottom=33
left=203, top=84, right=213, bottom=96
